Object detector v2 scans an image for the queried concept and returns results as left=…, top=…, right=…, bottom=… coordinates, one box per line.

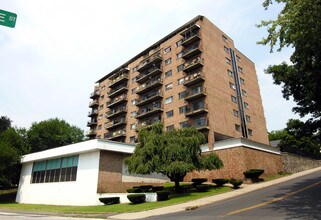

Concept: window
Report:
left=166, top=110, right=174, bottom=118
left=165, top=83, right=173, bottom=91
left=178, top=91, right=186, bottom=99
left=238, top=66, right=243, bottom=73
left=176, top=39, right=183, bottom=47
left=177, top=64, right=184, bottom=72
left=131, top=111, right=137, bottom=117
left=166, top=125, right=174, bottom=131
left=229, top=82, right=236, bottom=90
left=130, top=123, right=136, bottom=130
left=233, top=109, right=239, bottom=117
left=224, top=46, right=230, bottom=54
left=227, top=69, right=233, bottom=77
left=240, top=77, right=245, bottom=85
left=176, top=52, right=183, bottom=59
left=131, top=99, right=137, bottom=105
left=178, top=77, right=185, bottom=85
left=100, top=95, right=104, bottom=101
left=242, top=89, right=247, bottom=97
left=133, top=66, right=138, bottom=72
left=132, top=87, right=137, bottom=94
left=98, top=114, right=103, bottom=120
left=222, top=35, right=228, bottom=42
left=231, top=95, right=237, bottom=103
left=31, top=155, right=79, bottom=184
left=246, top=115, right=251, bottom=122
left=244, top=102, right=249, bottom=109
left=98, top=124, right=102, bottom=130
left=101, top=85, right=106, bottom=91
left=164, top=46, right=171, bottom=54
left=99, top=105, right=104, bottom=110
left=235, top=124, right=241, bottom=132
left=165, top=70, right=172, bottom=78
left=248, top=129, right=253, bottom=136
left=165, top=96, right=173, bottom=104
left=179, top=106, right=187, bottom=114
left=236, top=55, right=241, bottom=62
left=180, top=121, right=189, bottom=128
left=130, top=136, right=136, bottom=143
left=165, top=58, right=172, bottom=65
left=132, top=77, right=137, bottom=83
left=226, top=58, right=231, bottom=65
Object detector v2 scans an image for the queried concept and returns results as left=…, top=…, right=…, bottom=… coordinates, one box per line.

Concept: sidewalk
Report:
left=109, top=166, right=321, bottom=219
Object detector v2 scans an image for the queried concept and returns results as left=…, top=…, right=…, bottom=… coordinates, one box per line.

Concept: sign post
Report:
left=0, top=9, right=17, bottom=28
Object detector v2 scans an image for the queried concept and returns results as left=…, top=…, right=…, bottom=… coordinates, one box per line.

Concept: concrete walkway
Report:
left=109, top=166, right=321, bottom=219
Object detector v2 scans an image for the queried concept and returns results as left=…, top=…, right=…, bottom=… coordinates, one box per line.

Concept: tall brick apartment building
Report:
left=87, top=15, right=269, bottom=147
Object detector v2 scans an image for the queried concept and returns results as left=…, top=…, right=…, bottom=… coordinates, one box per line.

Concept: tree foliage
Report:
left=0, top=116, right=12, bottom=134
left=125, top=123, right=223, bottom=192
left=257, top=0, right=321, bottom=128
left=27, top=118, right=84, bottom=153
left=268, top=129, right=288, bottom=141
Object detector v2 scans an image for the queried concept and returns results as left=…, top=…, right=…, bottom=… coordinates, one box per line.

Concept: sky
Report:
left=0, top=0, right=301, bottom=133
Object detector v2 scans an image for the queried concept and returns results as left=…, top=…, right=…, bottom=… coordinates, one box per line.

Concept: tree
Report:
left=27, top=118, right=84, bottom=153
left=268, top=129, right=288, bottom=141
left=0, top=128, right=29, bottom=186
left=0, top=116, right=12, bottom=134
left=125, top=123, right=223, bottom=192
left=257, top=0, right=321, bottom=130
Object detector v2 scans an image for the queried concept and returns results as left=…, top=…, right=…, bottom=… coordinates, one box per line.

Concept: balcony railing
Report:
left=136, top=91, right=163, bottom=106
left=183, top=72, right=204, bottom=86
left=107, top=84, right=128, bottom=98
left=136, top=117, right=161, bottom=130
left=136, top=78, right=162, bottom=94
left=86, top=129, right=96, bottom=138
left=136, top=67, right=162, bottom=83
left=183, top=57, right=203, bottom=73
left=106, top=106, right=127, bottom=118
left=136, top=103, right=163, bottom=119
left=192, top=118, right=209, bottom=131
left=180, top=23, right=200, bottom=36
left=181, top=32, right=201, bottom=46
left=105, top=118, right=126, bottom=129
left=182, top=43, right=202, bottom=59
left=88, top=109, right=98, bottom=117
left=105, top=129, right=126, bottom=140
left=184, top=87, right=206, bottom=101
left=90, top=90, right=100, bottom=99
left=185, top=103, right=208, bottom=117
left=87, top=119, right=97, bottom=127
left=108, top=73, right=129, bottom=88
left=137, top=51, right=162, bottom=72
left=106, top=94, right=127, bottom=108
left=89, top=100, right=99, bottom=108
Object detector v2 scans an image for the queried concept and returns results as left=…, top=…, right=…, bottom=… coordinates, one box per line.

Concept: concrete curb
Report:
left=109, top=166, right=321, bottom=219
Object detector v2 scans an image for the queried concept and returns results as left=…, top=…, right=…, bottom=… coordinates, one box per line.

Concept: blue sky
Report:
left=0, top=0, right=301, bottom=132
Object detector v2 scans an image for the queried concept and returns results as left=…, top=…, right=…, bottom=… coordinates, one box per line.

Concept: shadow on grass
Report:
left=0, top=192, right=17, bottom=203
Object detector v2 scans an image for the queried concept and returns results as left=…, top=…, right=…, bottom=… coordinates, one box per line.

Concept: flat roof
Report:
left=21, top=139, right=135, bottom=163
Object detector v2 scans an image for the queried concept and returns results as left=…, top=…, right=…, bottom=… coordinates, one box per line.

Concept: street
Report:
left=145, top=170, right=321, bottom=220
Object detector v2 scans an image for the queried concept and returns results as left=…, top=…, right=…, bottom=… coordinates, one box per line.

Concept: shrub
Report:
left=127, top=194, right=146, bottom=204
left=157, top=190, right=170, bottom=201
left=229, top=178, right=243, bottom=189
left=99, top=197, right=120, bottom=205
left=139, top=185, right=153, bottom=192
left=243, top=169, right=265, bottom=179
left=152, top=186, right=164, bottom=192
left=212, top=178, right=229, bottom=187
left=195, top=184, right=209, bottom=192
left=192, top=178, right=207, bottom=186
left=126, top=188, right=142, bottom=193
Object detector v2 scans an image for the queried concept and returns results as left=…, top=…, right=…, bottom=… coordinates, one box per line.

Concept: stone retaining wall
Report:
left=282, top=152, right=321, bottom=173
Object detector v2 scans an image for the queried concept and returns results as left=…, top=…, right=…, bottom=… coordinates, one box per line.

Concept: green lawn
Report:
left=0, top=185, right=231, bottom=214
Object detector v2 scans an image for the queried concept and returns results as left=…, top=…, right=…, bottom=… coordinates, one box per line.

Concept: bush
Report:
left=139, top=185, right=153, bottom=192
left=126, top=188, right=142, bottom=193
left=243, top=169, right=265, bottom=179
left=195, top=184, right=209, bottom=192
left=212, top=178, right=229, bottom=187
left=192, top=178, right=207, bottom=186
left=99, top=197, right=120, bottom=205
left=157, top=190, right=170, bottom=201
left=127, top=194, right=146, bottom=204
left=152, top=186, right=164, bottom=192
left=229, top=178, right=243, bottom=189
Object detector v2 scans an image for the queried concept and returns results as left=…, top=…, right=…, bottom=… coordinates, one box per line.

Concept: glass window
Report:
left=236, top=55, right=241, bottom=62
left=231, top=95, right=237, bottom=103
left=166, top=125, right=174, bottom=131
left=233, top=109, right=239, bottom=117
left=248, top=129, right=253, bottom=136
left=235, top=124, right=241, bottom=132
left=178, top=91, right=186, bottom=99
left=242, top=89, right=247, bottom=97
left=176, top=39, right=183, bottom=47
left=131, top=111, right=137, bottom=117
left=101, top=85, right=106, bottom=91
left=177, top=64, right=184, bottom=72
left=130, top=136, right=136, bottom=143
left=130, top=124, right=136, bottom=130
left=224, top=46, right=230, bottom=53
left=240, top=78, right=245, bottom=85
left=165, top=58, right=172, bottom=65
left=165, top=83, right=173, bottom=91
left=246, top=115, right=251, bottom=122
left=226, top=58, right=231, bottom=65
left=165, top=96, right=173, bottom=104
left=164, top=46, right=171, bottom=54
left=238, top=66, right=243, bottom=73
left=179, top=106, right=187, bottom=114
left=165, top=70, right=172, bottom=78
left=244, top=102, right=249, bottom=109
left=176, top=52, right=183, bottom=59
left=178, top=77, right=185, bottom=85
left=166, top=110, right=174, bottom=118
left=227, top=69, right=233, bottom=77
left=131, top=99, right=137, bottom=105
left=180, top=121, right=189, bottom=128
left=229, top=82, right=236, bottom=90
left=222, top=35, right=228, bottom=42
left=99, top=105, right=104, bottom=110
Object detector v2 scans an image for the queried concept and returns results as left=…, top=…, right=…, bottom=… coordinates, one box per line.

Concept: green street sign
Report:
left=0, top=9, right=17, bottom=28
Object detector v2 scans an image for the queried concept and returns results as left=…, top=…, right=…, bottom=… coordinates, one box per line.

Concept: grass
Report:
left=264, top=172, right=291, bottom=181
left=0, top=185, right=231, bottom=214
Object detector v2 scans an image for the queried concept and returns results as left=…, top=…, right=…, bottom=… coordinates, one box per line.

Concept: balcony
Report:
left=109, top=73, right=129, bottom=88
left=182, top=43, right=202, bottom=60
left=88, top=109, right=98, bottom=117
left=185, top=103, right=208, bottom=117
left=185, top=87, right=206, bottom=101
left=86, top=129, right=96, bottom=138
left=181, top=29, right=201, bottom=46
left=136, top=78, right=162, bottom=94
left=105, top=129, right=126, bottom=140
left=90, top=90, right=100, bottom=99
left=137, top=51, right=162, bottom=72
left=136, top=117, right=161, bottom=130
left=107, top=84, right=128, bottom=98
left=136, top=104, right=163, bottom=119
left=192, top=118, right=210, bottom=131
left=87, top=119, right=97, bottom=127
left=183, top=57, right=203, bottom=73
left=89, top=100, right=99, bottom=108
left=180, top=23, right=200, bottom=36
left=183, top=72, right=205, bottom=87
left=136, top=67, right=162, bottom=84
left=106, top=107, right=127, bottom=118
left=106, top=95, right=127, bottom=108
left=105, top=118, right=126, bottom=129
left=136, top=91, right=163, bottom=106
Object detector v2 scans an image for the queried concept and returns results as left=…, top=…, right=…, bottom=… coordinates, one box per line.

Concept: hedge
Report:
left=229, top=178, right=243, bottom=189
left=152, top=186, right=164, bottom=192
left=126, top=188, right=142, bottom=193
left=243, top=169, right=265, bottom=179
left=127, top=194, right=146, bottom=204
left=157, top=190, right=170, bottom=201
left=99, top=197, right=120, bottom=205
left=212, top=178, right=229, bottom=187
left=191, top=178, right=207, bottom=186
left=195, top=184, right=209, bottom=192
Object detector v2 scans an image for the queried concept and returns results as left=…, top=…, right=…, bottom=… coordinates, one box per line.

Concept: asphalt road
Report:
left=145, top=170, right=321, bottom=220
